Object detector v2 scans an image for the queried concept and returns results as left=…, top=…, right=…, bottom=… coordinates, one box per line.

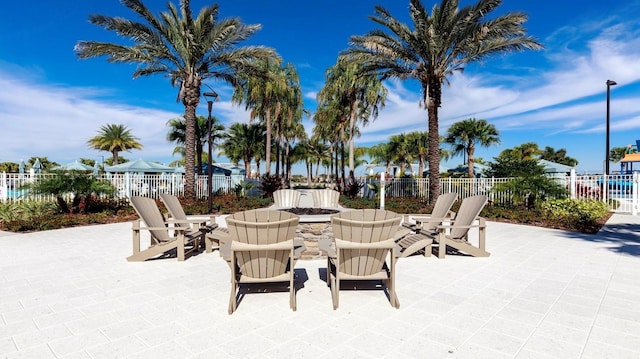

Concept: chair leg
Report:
left=332, top=276, right=339, bottom=310
left=290, top=273, right=296, bottom=311
left=177, top=233, right=185, bottom=261
left=438, top=233, right=446, bottom=259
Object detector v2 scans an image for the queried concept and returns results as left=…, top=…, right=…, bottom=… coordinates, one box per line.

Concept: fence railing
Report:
left=0, top=172, right=244, bottom=202
left=1, top=171, right=638, bottom=214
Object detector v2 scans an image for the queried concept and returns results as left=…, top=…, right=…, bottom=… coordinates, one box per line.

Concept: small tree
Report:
left=24, top=171, right=115, bottom=214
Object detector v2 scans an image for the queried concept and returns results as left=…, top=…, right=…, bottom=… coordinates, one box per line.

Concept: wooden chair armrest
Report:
left=317, top=238, right=336, bottom=258
left=230, top=239, right=295, bottom=251
left=334, top=238, right=396, bottom=249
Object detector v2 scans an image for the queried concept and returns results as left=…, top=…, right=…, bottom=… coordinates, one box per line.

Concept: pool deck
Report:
left=1, top=205, right=640, bottom=358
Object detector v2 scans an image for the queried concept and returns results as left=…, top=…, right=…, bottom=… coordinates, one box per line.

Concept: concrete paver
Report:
left=0, top=213, right=639, bottom=358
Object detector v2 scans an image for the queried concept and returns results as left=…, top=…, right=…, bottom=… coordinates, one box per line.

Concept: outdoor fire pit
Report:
left=280, top=208, right=340, bottom=216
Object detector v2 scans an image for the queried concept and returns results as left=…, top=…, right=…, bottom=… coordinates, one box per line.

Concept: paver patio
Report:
left=1, top=211, right=639, bottom=358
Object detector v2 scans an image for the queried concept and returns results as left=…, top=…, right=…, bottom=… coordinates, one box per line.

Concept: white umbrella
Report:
left=32, top=158, right=42, bottom=173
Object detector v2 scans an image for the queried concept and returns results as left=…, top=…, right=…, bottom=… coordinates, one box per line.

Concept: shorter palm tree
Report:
left=87, top=124, right=142, bottom=165
left=445, top=118, right=499, bottom=178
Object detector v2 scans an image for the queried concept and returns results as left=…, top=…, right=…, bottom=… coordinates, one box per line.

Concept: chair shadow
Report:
left=316, top=268, right=394, bottom=304
left=234, top=268, right=309, bottom=308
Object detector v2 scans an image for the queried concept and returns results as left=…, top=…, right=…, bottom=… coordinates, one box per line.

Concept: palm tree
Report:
left=75, top=0, right=277, bottom=198
left=233, top=58, right=290, bottom=176
left=445, top=118, right=500, bottom=178
left=87, top=124, right=142, bottom=165
left=221, top=122, right=266, bottom=176
left=341, top=0, right=542, bottom=203
left=167, top=115, right=224, bottom=175
left=540, top=146, right=578, bottom=167
left=388, top=133, right=413, bottom=175
left=405, top=131, right=429, bottom=178
left=319, top=58, right=387, bottom=183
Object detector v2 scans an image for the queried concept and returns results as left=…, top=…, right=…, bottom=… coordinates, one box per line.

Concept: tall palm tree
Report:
left=319, top=58, right=387, bottom=183
left=233, top=58, right=290, bottom=175
left=87, top=124, right=142, bottom=165
left=75, top=0, right=277, bottom=198
left=445, top=118, right=500, bottom=178
left=167, top=115, right=224, bottom=174
left=342, top=0, right=542, bottom=203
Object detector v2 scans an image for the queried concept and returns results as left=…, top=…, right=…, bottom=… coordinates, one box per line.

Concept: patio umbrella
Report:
left=18, top=159, right=25, bottom=174
left=32, top=158, right=42, bottom=173
left=93, top=161, right=99, bottom=176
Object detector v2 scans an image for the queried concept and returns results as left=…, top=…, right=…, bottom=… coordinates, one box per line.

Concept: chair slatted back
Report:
left=226, top=210, right=299, bottom=279
left=130, top=196, right=172, bottom=242
left=312, top=189, right=340, bottom=208
left=450, top=195, right=488, bottom=239
left=273, top=189, right=301, bottom=208
left=159, top=193, right=188, bottom=228
left=421, top=192, right=458, bottom=232
left=332, top=209, right=401, bottom=277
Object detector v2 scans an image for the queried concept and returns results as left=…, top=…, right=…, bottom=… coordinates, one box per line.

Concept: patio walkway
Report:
left=0, top=213, right=639, bottom=358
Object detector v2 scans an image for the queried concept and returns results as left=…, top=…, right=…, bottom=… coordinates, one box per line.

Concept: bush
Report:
left=542, top=199, right=609, bottom=223
left=259, top=174, right=283, bottom=198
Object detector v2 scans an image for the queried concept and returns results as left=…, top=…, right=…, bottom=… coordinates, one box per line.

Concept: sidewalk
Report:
left=0, top=213, right=639, bottom=358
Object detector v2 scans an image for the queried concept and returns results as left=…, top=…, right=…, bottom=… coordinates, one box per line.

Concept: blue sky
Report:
left=2, top=0, right=640, bottom=175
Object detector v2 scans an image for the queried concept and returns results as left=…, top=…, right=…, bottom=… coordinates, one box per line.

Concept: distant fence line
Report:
left=1, top=171, right=638, bottom=214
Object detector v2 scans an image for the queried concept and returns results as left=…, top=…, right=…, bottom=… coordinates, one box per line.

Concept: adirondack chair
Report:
left=273, top=189, right=301, bottom=208
left=312, top=189, right=340, bottom=208
left=322, top=209, right=402, bottom=309
left=395, top=192, right=458, bottom=258
left=158, top=193, right=226, bottom=253
left=225, top=210, right=302, bottom=314
left=128, top=196, right=202, bottom=262
left=433, top=194, right=489, bottom=258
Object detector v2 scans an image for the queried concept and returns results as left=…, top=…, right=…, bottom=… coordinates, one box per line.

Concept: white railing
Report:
left=1, top=171, right=638, bottom=214
left=0, top=172, right=244, bottom=202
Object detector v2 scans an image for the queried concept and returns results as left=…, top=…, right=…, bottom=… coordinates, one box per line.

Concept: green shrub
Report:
left=542, top=198, right=609, bottom=222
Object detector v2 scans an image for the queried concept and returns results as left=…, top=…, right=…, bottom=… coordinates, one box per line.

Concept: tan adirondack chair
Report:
left=225, top=210, right=302, bottom=314
left=395, top=192, right=458, bottom=258
left=273, top=189, right=301, bottom=208
left=323, top=209, right=402, bottom=309
left=158, top=193, right=226, bottom=253
left=433, top=194, right=489, bottom=258
left=312, top=189, right=340, bottom=208
left=127, top=196, right=203, bottom=262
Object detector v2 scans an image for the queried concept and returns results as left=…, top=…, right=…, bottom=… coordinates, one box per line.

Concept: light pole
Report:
left=605, top=79, right=617, bottom=175
left=203, top=90, right=218, bottom=213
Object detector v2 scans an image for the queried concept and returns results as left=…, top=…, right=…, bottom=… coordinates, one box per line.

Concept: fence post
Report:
left=379, top=172, right=385, bottom=210
left=570, top=169, right=576, bottom=199
left=0, top=172, right=6, bottom=202
left=633, top=172, right=639, bottom=216
left=125, top=172, right=131, bottom=198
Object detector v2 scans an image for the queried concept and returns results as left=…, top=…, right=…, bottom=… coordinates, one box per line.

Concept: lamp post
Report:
left=605, top=79, right=617, bottom=175
left=203, top=90, right=218, bottom=213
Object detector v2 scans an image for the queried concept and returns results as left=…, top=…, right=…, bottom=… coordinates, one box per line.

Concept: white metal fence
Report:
left=1, top=171, right=638, bottom=214
left=0, top=172, right=244, bottom=202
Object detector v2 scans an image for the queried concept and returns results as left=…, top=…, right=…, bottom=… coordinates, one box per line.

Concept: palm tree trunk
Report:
left=426, top=81, right=441, bottom=205
left=265, top=111, right=272, bottom=175
left=348, top=102, right=357, bottom=182
left=182, top=77, right=200, bottom=199
left=467, top=144, right=475, bottom=179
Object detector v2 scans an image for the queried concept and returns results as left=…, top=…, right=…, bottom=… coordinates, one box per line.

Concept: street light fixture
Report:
left=203, top=90, right=218, bottom=214
left=605, top=79, right=617, bottom=175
